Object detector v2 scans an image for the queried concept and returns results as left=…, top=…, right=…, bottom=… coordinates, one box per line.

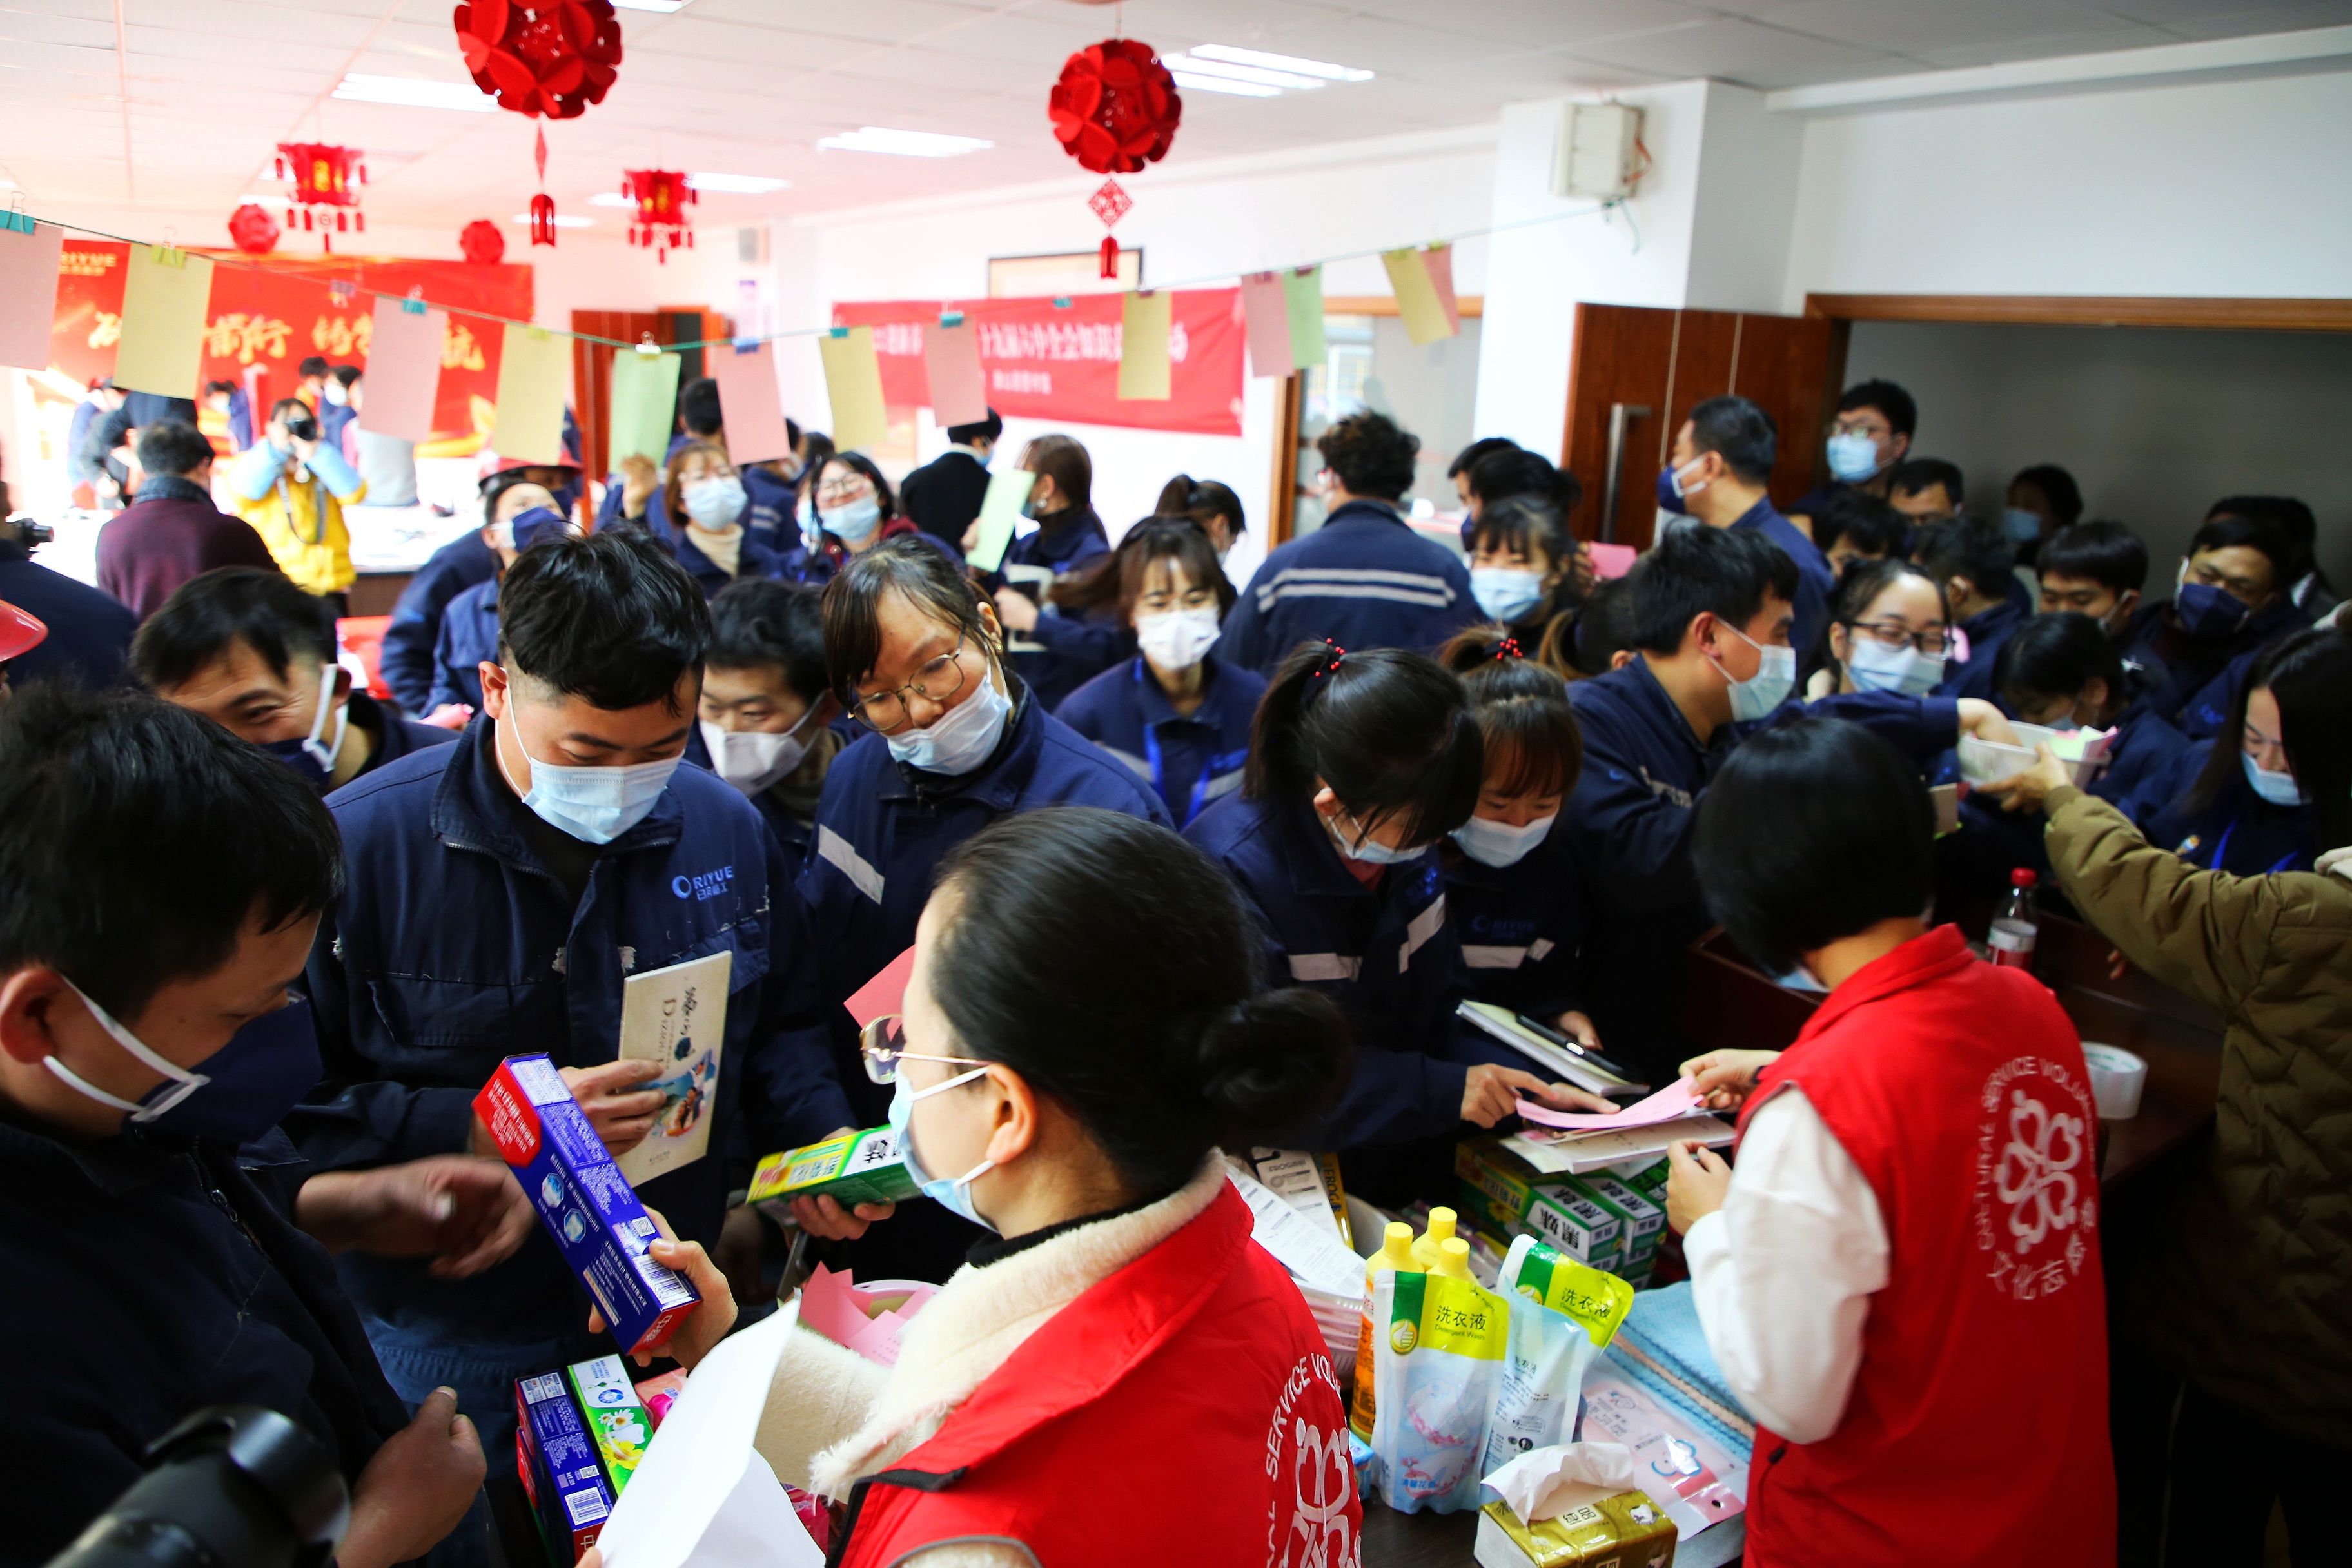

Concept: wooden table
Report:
left=1362, top=1502, right=1478, bottom=1566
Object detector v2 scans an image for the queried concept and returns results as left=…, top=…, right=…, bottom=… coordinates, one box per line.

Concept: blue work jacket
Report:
left=741, top=464, right=799, bottom=545
left=426, top=575, right=500, bottom=712
left=380, top=529, right=497, bottom=714
left=996, top=507, right=1124, bottom=710
left=1218, top=500, right=1476, bottom=678
left=1442, top=829, right=1593, bottom=1026
left=1728, top=497, right=1832, bottom=663
left=798, top=679, right=1171, bottom=1122
left=1563, top=658, right=1960, bottom=1076
left=1183, top=794, right=1521, bottom=1153
left=2121, top=596, right=2308, bottom=726
left=681, top=720, right=854, bottom=867
left=670, top=516, right=792, bottom=599
left=289, top=720, right=851, bottom=1348
left=2145, top=743, right=2317, bottom=874
left=1055, top=653, right=1265, bottom=827
left=1939, top=594, right=2030, bottom=702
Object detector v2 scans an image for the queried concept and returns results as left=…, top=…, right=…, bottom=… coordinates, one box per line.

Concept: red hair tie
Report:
left=1494, top=637, right=1524, bottom=662
left=1313, top=640, right=1347, bottom=678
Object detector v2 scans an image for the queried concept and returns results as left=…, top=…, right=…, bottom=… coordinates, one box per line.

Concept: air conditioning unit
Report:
left=1553, top=103, right=1643, bottom=201
left=736, top=224, right=769, bottom=265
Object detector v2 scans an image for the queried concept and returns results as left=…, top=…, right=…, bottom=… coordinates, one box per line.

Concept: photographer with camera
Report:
left=229, top=400, right=366, bottom=615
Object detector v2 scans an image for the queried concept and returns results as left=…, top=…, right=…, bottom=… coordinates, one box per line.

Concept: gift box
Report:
left=1473, top=1494, right=1677, bottom=1568
left=747, top=1126, right=921, bottom=1216
left=518, top=1371, right=615, bottom=1566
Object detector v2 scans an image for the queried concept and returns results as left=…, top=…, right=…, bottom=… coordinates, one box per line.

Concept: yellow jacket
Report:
left=230, top=444, right=365, bottom=594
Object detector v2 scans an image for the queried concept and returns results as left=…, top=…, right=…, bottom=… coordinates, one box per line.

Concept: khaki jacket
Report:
left=2044, top=784, right=2352, bottom=1445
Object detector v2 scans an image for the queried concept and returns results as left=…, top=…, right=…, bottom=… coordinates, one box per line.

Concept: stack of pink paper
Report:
left=799, top=1264, right=938, bottom=1367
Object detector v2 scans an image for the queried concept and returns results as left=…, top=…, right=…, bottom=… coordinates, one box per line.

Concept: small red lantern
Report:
left=528, top=192, right=558, bottom=248
left=227, top=202, right=281, bottom=256
left=1048, top=39, right=1182, bottom=176
left=621, top=168, right=694, bottom=262
left=276, top=142, right=366, bottom=253
left=460, top=218, right=506, bottom=264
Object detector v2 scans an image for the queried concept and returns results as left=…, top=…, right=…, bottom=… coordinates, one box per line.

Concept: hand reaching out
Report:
left=1461, top=1064, right=1614, bottom=1129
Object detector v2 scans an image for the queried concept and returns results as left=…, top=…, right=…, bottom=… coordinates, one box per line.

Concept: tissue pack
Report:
left=475, top=1054, right=700, bottom=1357
left=747, top=1126, right=921, bottom=1214
left=517, top=1370, right=615, bottom=1565
left=1473, top=1495, right=1678, bottom=1568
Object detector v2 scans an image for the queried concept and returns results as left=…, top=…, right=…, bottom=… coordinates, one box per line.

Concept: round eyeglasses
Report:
left=847, top=634, right=974, bottom=732
left=858, top=1014, right=989, bottom=1085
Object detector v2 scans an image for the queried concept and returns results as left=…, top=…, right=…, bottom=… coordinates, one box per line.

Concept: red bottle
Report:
left=1989, top=867, right=2039, bottom=970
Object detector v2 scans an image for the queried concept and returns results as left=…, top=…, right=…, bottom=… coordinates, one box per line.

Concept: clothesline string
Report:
left=19, top=196, right=1625, bottom=357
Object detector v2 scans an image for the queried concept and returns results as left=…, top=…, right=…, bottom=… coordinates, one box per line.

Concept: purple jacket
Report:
left=95, top=477, right=279, bottom=620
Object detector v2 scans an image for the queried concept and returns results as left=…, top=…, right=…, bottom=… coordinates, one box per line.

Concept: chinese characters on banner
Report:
left=831, top=289, right=1245, bottom=438
left=48, top=242, right=533, bottom=447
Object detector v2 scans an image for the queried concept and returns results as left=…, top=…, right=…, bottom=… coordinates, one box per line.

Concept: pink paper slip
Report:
left=799, top=1264, right=937, bottom=1367
left=1516, top=1077, right=1701, bottom=1131
left=844, top=946, right=915, bottom=1026
left=1588, top=542, right=1637, bottom=580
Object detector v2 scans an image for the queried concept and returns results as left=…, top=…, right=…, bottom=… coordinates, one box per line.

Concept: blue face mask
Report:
left=2175, top=580, right=2251, bottom=640
left=1711, top=622, right=1798, bottom=721
left=885, top=670, right=1012, bottom=776
left=260, top=665, right=347, bottom=795
left=1328, top=808, right=1424, bottom=867
left=1825, top=431, right=1883, bottom=484
left=500, top=713, right=680, bottom=844
left=888, top=1069, right=997, bottom=1232
left=1845, top=636, right=1945, bottom=698
left=820, top=496, right=882, bottom=545
left=2002, top=508, right=2045, bottom=547
left=1470, top=567, right=1547, bottom=625
left=48, top=982, right=322, bottom=1144
left=1654, top=458, right=1708, bottom=516
left=2241, top=749, right=2308, bottom=807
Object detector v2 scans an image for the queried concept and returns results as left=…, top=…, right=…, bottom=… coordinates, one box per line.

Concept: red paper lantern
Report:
left=453, top=0, right=623, bottom=121
left=276, top=142, right=366, bottom=253
left=529, top=193, right=558, bottom=248
left=1048, top=39, right=1182, bottom=176
left=226, top=202, right=281, bottom=255
left=460, top=218, right=507, bottom=265
left=621, top=168, right=694, bottom=262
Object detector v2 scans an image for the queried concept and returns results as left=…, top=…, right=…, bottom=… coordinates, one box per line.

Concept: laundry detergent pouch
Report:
left=1371, top=1268, right=1509, bottom=1514
left=1482, top=1236, right=1636, bottom=1476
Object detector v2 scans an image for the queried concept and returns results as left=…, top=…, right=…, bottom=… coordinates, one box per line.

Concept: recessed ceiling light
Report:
left=817, top=126, right=992, bottom=158
left=333, top=74, right=495, bottom=112
left=687, top=172, right=790, bottom=193
left=1169, top=72, right=1280, bottom=99
left=1163, top=54, right=1324, bottom=91
left=512, top=213, right=594, bottom=228
left=1189, top=44, right=1373, bottom=82
left=611, top=1, right=687, bottom=12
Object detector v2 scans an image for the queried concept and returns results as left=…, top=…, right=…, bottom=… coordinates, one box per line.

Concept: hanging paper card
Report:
left=609, top=348, right=683, bottom=467
left=0, top=220, right=63, bottom=373
left=1281, top=266, right=1326, bottom=371
left=113, top=244, right=215, bottom=397
left=356, top=297, right=446, bottom=442
left=1423, top=242, right=1462, bottom=335
left=922, top=314, right=988, bottom=428
left=1118, top=290, right=1171, bottom=400
left=819, top=326, right=888, bottom=453
left=1240, top=273, right=1294, bottom=380
left=1382, top=246, right=1455, bottom=346
left=710, top=340, right=792, bottom=463
left=967, top=468, right=1037, bottom=574
left=492, top=324, right=569, bottom=464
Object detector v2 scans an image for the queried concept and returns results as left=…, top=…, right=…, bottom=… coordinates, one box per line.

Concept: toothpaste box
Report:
left=475, top=1054, right=700, bottom=1357
left=565, top=1355, right=653, bottom=1498
left=1522, top=1185, right=1624, bottom=1266
left=1574, top=1174, right=1666, bottom=1264
left=516, top=1371, right=614, bottom=1565
left=747, top=1125, right=921, bottom=1215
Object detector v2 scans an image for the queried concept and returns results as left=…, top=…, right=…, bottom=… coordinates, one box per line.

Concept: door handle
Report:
left=1601, top=402, right=1651, bottom=545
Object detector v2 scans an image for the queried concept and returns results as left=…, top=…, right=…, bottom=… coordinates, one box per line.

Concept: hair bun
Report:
left=1197, top=989, right=1351, bottom=1133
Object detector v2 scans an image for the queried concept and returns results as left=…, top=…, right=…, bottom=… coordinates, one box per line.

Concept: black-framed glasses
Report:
left=1845, top=618, right=1950, bottom=657
left=858, top=1014, right=988, bottom=1084
left=847, top=634, right=972, bottom=732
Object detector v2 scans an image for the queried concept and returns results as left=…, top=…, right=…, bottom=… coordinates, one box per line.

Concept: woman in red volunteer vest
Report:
left=1663, top=718, right=2115, bottom=1565
left=767, top=806, right=1362, bottom=1568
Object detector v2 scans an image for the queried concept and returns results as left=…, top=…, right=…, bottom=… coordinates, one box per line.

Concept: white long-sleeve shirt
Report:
left=1682, top=1084, right=1890, bottom=1443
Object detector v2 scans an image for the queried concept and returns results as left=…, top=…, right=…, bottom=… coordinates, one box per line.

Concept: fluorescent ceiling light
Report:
left=612, top=1, right=687, bottom=12
left=588, top=192, right=633, bottom=208
left=818, top=126, right=992, bottom=157
left=1170, top=71, right=1280, bottom=98
left=687, top=172, right=789, bottom=193
left=334, top=74, right=495, bottom=112
left=1162, top=54, right=1324, bottom=90
left=512, top=213, right=594, bottom=228
left=1189, top=44, right=1373, bottom=82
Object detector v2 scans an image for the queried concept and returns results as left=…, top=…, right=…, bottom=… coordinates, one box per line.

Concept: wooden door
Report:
left=1562, top=303, right=1834, bottom=551
left=569, top=308, right=732, bottom=484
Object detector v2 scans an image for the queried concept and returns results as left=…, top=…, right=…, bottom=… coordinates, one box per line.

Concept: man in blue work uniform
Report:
left=1219, top=410, right=1475, bottom=677
left=1654, top=395, right=1834, bottom=660
left=288, top=530, right=855, bottom=1471
left=685, top=577, right=848, bottom=863
left=1915, top=515, right=2031, bottom=702
left=801, top=538, right=1169, bottom=1274
left=1563, top=527, right=2014, bottom=1078
left=2126, top=513, right=2309, bottom=734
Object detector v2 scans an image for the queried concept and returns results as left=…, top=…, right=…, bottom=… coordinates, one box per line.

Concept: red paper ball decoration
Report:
left=1048, top=38, right=1182, bottom=176
left=226, top=202, right=281, bottom=255
left=460, top=218, right=506, bottom=264
left=453, top=0, right=624, bottom=121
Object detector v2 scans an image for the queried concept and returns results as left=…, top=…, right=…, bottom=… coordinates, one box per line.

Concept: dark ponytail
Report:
left=1243, top=642, right=1484, bottom=847
left=1157, top=474, right=1247, bottom=540
left=932, top=808, right=1351, bottom=1197
left=1438, top=625, right=1583, bottom=799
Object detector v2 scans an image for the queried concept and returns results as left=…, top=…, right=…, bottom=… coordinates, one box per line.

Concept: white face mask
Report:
left=1134, top=606, right=1220, bottom=672
left=682, top=475, right=748, bottom=530
left=1451, top=811, right=1556, bottom=868
left=699, top=707, right=818, bottom=796
left=1845, top=636, right=1945, bottom=698
left=43, top=976, right=210, bottom=1121
left=1471, top=567, right=1547, bottom=625
left=1327, top=807, right=1423, bottom=867
left=498, top=710, right=681, bottom=844
left=886, top=669, right=1012, bottom=776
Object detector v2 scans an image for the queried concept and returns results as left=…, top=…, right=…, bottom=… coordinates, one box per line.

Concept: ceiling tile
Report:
left=683, top=0, right=1005, bottom=47
left=1565, top=16, right=1908, bottom=88
left=2152, top=0, right=2352, bottom=34
left=1331, top=0, right=1715, bottom=52
left=1742, top=0, right=2156, bottom=57
left=0, top=9, right=118, bottom=48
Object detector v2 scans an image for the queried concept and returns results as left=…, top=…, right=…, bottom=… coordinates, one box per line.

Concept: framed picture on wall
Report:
left=987, top=248, right=1142, bottom=299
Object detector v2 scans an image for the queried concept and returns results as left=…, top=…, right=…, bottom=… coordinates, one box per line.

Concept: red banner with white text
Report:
left=832, top=289, right=1244, bottom=437
left=50, top=243, right=534, bottom=449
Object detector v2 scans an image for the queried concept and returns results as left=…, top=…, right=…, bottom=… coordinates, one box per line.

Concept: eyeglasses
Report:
left=815, top=473, right=872, bottom=503
left=858, top=1014, right=988, bottom=1084
left=1846, top=618, right=1950, bottom=656
left=848, top=633, right=974, bottom=732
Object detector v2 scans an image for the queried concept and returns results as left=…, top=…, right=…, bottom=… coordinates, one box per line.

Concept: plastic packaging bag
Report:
left=1481, top=1235, right=1636, bottom=1475
left=1371, top=1267, right=1509, bottom=1514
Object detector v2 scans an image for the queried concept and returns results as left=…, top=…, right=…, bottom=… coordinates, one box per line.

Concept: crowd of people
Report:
left=1, top=369, right=2344, bottom=1568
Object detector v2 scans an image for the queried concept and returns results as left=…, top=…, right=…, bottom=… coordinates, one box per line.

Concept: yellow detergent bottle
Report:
left=1349, top=1222, right=1422, bottom=1440
left=1411, top=1205, right=1458, bottom=1270
left=1433, top=1235, right=1474, bottom=1280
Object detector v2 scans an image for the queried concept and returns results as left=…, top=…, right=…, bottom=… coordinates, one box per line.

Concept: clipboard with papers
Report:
left=1456, top=1001, right=1649, bottom=1097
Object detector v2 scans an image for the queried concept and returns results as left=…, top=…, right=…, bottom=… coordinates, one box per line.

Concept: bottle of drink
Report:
left=1410, top=1205, right=1458, bottom=1269
left=1350, top=1221, right=1422, bottom=1440
left=1990, top=867, right=2039, bottom=970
